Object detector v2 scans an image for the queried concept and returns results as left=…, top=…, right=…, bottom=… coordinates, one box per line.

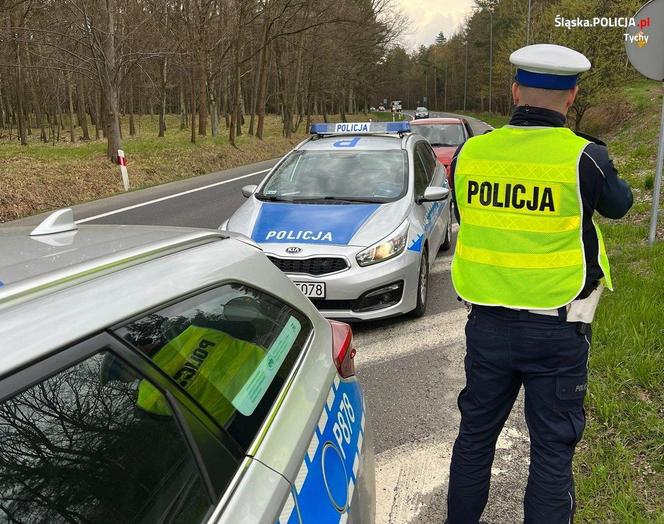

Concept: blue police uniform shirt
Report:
left=450, top=105, right=633, bottom=298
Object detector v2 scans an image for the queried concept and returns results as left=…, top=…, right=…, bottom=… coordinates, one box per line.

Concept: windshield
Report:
left=411, top=124, right=465, bottom=147
left=416, top=107, right=427, bottom=112
left=258, top=149, right=408, bottom=203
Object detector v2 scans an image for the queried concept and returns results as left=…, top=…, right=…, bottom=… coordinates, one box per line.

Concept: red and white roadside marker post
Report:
left=117, top=149, right=129, bottom=191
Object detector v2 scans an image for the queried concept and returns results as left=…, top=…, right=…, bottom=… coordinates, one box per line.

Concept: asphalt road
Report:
left=7, top=114, right=529, bottom=523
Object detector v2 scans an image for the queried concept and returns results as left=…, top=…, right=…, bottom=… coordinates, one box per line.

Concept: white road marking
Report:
left=75, top=168, right=270, bottom=223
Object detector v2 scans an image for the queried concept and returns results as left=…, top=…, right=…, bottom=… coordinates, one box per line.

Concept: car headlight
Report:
left=356, top=221, right=409, bottom=267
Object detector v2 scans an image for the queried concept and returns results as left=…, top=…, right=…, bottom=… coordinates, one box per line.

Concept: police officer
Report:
left=446, top=44, right=633, bottom=523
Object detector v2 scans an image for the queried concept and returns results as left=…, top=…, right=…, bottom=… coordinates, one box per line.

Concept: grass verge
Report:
left=573, top=80, right=663, bottom=523
left=458, top=111, right=510, bottom=128
left=0, top=113, right=365, bottom=223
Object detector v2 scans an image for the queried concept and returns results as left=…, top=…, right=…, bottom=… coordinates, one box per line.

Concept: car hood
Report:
left=432, top=146, right=458, bottom=166
left=226, top=199, right=410, bottom=248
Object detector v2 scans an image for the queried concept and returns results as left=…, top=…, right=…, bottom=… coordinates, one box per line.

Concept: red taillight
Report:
left=329, top=320, right=356, bottom=378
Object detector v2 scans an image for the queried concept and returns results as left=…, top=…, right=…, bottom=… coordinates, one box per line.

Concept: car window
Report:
left=413, top=146, right=429, bottom=197
left=258, top=149, right=408, bottom=202
left=410, top=124, right=465, bottom=147
left=416, top=142, right=437, bottom=184
left=114, top=284, right=312, bottom=450
left=0, top=352, right=211, bottom=523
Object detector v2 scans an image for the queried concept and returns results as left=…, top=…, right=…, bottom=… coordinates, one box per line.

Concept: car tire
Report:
left=408, top=247, right=429, bottom=318
left=441, top=214, right=452, bottom=252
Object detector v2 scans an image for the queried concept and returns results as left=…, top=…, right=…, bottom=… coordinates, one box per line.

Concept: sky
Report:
left=396, top=0, right=474, bottom=50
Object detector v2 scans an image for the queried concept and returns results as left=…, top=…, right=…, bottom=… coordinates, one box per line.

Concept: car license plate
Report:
left=294, top=282, right=326, bottom=298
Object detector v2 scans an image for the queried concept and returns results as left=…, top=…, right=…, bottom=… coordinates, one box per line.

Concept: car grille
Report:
left=267, top=256, right=349, bottom=276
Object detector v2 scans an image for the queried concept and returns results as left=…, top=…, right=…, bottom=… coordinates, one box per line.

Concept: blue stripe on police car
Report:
left=252, top=203, right=380, bottom=245
left=280, top=377, right=365, bottom=524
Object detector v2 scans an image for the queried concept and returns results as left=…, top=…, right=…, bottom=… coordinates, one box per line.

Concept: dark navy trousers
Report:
left=447, top=306, right=590, bottom=524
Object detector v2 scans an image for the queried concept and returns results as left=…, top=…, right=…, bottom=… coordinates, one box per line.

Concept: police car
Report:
left=0, top=210, right=374, bottom=523
left=222, top=122, right=452, bottom=321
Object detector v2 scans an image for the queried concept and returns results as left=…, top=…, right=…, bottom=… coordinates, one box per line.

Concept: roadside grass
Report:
left=459, top=111, right=509, bottom=128
left=370, top=111, right=407, bottom=122
left=0, top=114, right=298, bottom=222
left=0, top=113, right=364, bottom=222
left=573, top=80, right=663, bottom=523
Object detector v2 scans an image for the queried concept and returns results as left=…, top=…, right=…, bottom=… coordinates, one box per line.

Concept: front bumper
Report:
left=263, top=243, right=421, bottom=321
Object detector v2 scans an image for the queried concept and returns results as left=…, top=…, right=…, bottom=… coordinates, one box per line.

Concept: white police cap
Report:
left=510, top=44, right=591, bottom=89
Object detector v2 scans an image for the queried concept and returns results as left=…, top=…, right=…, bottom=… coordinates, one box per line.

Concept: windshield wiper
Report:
left=430, top=143, right=460, bottom=147
left=255, top=194, right=295, bottom=202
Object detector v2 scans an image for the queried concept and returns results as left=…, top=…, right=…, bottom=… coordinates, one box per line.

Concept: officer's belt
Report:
left=473, top=304, right=568, bottom=321
left=507, top=306, right=561, bottom=317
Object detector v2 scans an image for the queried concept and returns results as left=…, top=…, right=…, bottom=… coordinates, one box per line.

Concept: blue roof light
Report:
left=309, top=121, right=410, bottom=135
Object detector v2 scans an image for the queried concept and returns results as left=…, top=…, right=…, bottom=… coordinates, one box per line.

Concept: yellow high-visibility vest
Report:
left=451, top=126, right=612, bottom=309
left=137, top=325, right=265, bottom=426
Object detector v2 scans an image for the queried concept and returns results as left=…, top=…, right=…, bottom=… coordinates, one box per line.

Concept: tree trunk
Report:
left=209, top=76, right=218, bottom=137
left=0, top=85, right=5, bottom=130
left=229, top=44, right=240, bottom=146
left=96, top=0, right=122, bottom=161
left=198, top=61, right=207, bottom=136
left=25, top=50, right=47, bottom=142
left=13, top=8, right=27, bottom=146
left=95, top=90, right=103, bottom=139
left=255, top=3, right=272, bottom=139
left=159, top=56, right=168, bottom=137
left=339, top=88, right=347, bottom=123
left=129, top=81, right=136, bottom=136
left=236, top=75, right=243, bottom=138
left=190, top=66, right=196, bottom=144
left=77, top=81, right=90, bottom=140
left=66, top=73, right=76, bottom=142
left=179, top=80, right=187, bottom=130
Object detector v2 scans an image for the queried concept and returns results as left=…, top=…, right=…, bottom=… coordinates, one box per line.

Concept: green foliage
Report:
left=571, top=81, right=664, bottom=522
left=374, top=0, right=644, bottom=119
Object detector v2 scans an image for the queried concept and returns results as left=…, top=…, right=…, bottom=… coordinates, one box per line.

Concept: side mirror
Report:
left=418, top=186, right=450, bottom=203
left=241, top=184, right=258, bottom=198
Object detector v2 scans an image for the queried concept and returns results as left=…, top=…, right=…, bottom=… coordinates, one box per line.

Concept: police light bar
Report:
left=310, top=121, right=411, bottom=135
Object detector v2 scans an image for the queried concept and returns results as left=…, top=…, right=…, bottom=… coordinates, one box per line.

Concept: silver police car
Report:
left=0, top=209, right=374, bottom=523
left=222, top=122, right=452, bottom=321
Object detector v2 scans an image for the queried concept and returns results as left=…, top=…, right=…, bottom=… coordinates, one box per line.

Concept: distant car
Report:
left=222, top=121, right=452, bottom=321
left=414, top=107, right=429, bottom=119
left=378, top=105, right=386, bottom=111
left=370, top=106, right=376, bottom=112
left=0, top=211, right=374, bottom=523
left=409, top=117, right=476, bottom=182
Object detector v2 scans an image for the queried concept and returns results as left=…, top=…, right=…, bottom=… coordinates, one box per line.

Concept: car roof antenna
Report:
left=30, top=208, right=78, bottom=236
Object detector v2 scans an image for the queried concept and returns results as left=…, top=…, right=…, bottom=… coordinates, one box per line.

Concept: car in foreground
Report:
left=414, top=106, right=429, bottom=119
left=409, top=117, right=475, bottom=181
left=0, top=210, right=374, bottom=523
left=222, top=121, right=452, bottom=321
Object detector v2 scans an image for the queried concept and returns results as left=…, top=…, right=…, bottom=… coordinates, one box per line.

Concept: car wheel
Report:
left=441, top=213, right=452, bottom=252
left=408, top=247, right=429, bottom=318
